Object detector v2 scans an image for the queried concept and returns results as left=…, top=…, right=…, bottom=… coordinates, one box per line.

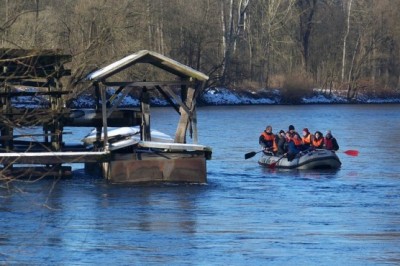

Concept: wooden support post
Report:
left=100, top=84, right=109, bottom=151
left=191, top=103, right=198, bottom=144
left=48, top=77, right=63, bottom=151
left=174, top=81, right=196, bottom=143
left=93, top=83, right=102, bottom=150
left=1, top=84, right=13, bottom=151
left=140, top=87, right=151, bottom=141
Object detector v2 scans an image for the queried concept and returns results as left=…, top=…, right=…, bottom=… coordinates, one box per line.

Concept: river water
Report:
left=1, top=104, right=399, bottom=265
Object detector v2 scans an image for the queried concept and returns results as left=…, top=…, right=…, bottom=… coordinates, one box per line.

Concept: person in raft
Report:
left=301, top=128, right=313, bottom=149
left=324, top=130, right=339, bottom=151
left=285, top=125, right=303, bottom=161
left=275, top=129, right=287, bottom=155
left=312, top=131, right=324, bottom=149
left=259, top=125, right=278, bottom=154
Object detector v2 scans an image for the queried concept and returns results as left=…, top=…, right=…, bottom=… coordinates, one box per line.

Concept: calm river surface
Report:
left=1, top=104, right=400, bottom=265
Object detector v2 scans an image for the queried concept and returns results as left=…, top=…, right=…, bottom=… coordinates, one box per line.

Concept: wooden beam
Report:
left=106, top=86, right=133, bottom=118
left=155, top=85, right=180, bottom=114
left=161, top=85, right=192, bottom=116
left=100, top=84, right=109, bottom=151
left=0, top=91, right=70, bottom=97
left=191, top=103, right=198, bottom=144
left=0, top=151, right=110, bottom=164
left=103, top=81, right=191, bottom=87
left=174, top=84, right=195, bottom=143
left=140, top=88, right=151, bottom=141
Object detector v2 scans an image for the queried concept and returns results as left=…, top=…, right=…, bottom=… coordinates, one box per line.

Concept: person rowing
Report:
left=259, top=125, right=278, bottom=155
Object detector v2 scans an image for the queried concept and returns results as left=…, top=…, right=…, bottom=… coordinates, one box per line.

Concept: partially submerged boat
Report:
left=258, top=149, right=342, bottom=170
left=82, top=126, right=173, bottom=148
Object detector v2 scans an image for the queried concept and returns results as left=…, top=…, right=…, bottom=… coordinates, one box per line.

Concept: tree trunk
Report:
left=341, top=0, right=353, bottom=82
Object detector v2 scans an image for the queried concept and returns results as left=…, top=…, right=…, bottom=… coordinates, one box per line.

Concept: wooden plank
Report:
left=0, top=91, right=71, bottom=97
left=138, top=141, right=209, bottom=151
left=0, top=151, right=110, bottom=164
left=103, top=81, right=191, bottom=87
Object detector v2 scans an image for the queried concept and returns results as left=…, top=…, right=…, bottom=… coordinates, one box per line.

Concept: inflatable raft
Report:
left=258, top=149, right=342, bottom=170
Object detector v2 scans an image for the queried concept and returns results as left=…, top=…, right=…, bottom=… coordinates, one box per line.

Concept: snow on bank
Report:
left=201, top=87, right=400, bottom=105
left=25, top=86, right=400, bottom=108
left=201, top=87, right=278, bottom=105
left=302, top=94, right=348, bottom=104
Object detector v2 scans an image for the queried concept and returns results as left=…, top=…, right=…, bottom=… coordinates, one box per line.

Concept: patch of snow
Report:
left=68, top=86, right=400, bottom=108
left=202, top=87, right=243, bottom=105
left=201, top=87, right=278, bottom=105
left=302, top=94, right=347, bottom=104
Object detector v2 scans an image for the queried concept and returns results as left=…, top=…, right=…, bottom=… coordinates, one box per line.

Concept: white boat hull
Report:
left=82, top=126, right=173, bottom=146
left=258, top=149, right=341, bottom=170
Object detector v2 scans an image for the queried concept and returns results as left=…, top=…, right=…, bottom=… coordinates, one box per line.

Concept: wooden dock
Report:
left=0, top=49, right=211, bottom=183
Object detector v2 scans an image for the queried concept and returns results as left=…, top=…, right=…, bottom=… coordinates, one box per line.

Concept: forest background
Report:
left=1, top=0, right=400, bottom=103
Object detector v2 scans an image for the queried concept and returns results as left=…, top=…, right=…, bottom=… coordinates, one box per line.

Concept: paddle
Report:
left=244, top=150, right=263, bottom=160
left=268, top=153, right=287, bottom=169
left=342, top=149, right=359, bottom=156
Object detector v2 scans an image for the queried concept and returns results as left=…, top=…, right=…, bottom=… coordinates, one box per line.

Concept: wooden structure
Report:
left=85, top=50, right=211, bottom=183
left=0, top=48, right=77, bottom=177
left=0, top=49, right=211, bottom=183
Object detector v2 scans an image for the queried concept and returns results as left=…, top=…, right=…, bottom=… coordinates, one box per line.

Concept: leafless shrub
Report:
left=280, top=72, right=314, bottom=104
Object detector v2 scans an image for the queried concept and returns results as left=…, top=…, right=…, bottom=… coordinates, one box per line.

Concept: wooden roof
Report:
left=87, top=50, right=209, bottom=82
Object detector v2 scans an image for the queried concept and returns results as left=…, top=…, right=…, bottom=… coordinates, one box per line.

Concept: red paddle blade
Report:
left=268, top=162, right=277, bottom=169
left=344, top=150, right=359, bottom=156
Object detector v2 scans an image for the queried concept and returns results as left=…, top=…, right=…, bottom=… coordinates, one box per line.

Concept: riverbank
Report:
left=14, top=87, right=400, bottom=108
left=198, top=87, right=400, bottom=106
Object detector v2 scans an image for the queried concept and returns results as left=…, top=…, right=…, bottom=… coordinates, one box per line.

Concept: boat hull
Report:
left=258, top=149, right=341, bottom=170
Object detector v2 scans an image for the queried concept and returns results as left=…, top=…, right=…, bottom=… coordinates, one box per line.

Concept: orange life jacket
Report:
left=261, top=132, right=278, bottom=152
left=302, top=134, right=312, bottom=145
left=312, top=138, right=323, bottom=148
left=288, top=134, right=303, bottom=146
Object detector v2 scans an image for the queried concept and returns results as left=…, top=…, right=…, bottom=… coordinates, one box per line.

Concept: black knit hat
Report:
left=289, top=125, right=295, bottom=131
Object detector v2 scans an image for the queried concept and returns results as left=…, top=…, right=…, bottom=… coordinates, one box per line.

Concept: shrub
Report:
left=280, top=73, right=314, bottom=104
